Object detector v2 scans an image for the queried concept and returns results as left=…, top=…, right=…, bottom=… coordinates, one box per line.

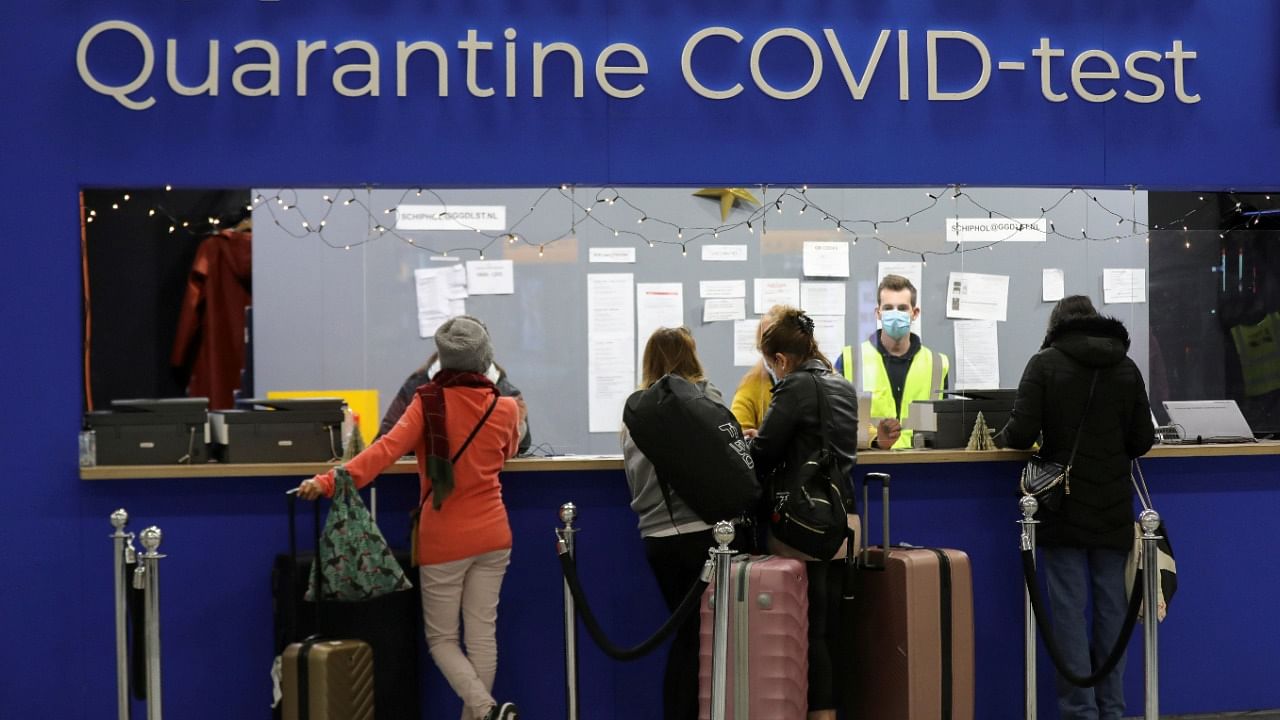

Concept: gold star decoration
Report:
left=692, top=187, right=761, bottom=222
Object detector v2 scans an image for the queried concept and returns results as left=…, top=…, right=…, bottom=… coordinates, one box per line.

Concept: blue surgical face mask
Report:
left=882, top=310, right=913, bottom=340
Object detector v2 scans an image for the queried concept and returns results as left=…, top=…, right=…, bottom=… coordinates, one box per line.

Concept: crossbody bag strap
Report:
left=1065, top=370, right=1100, bottom=472
left=415, top=392, right=500, bottom=514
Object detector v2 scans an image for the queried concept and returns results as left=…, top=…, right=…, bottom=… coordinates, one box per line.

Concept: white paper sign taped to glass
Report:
left=396, top=205, right=507, bottom=231
left=946, top=272, right=1009, bottom=322
left=803, top=241, right=850, bottom=278
left=465, top=260, right=515, bottom=295
left=589, top=247, right=636, bottom=264
left=415, top=265, right=467, bottom=338
left=945, top=218, right=1047, bottom=243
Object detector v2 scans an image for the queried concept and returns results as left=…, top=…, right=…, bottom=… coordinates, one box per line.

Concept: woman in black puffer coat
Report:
left=999, top=295, right=1154, bottom=720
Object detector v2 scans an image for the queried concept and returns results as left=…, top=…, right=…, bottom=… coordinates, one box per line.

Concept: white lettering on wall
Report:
left=927, top=30, right=991, bottom=101
left=682, top=26, right=744, bottom=100
left=77, top=20, right=155, bottom=110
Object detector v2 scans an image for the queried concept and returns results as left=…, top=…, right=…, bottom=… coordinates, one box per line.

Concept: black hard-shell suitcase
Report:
left=274, top=492, right=421, bottom=720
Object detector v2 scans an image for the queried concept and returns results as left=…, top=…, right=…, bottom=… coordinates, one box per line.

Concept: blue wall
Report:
left=4, top=1, right=1280, bottom=717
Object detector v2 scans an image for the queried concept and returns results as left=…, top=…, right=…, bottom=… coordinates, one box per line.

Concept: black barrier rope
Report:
left=558, top=549, right=708, bottom=661
left=1021, top=548, right=1144, bottom=687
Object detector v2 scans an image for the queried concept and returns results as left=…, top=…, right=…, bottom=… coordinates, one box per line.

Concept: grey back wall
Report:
left=254, top=187, right=1149, bottom=455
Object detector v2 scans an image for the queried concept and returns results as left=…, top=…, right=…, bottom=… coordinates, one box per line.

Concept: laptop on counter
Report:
left=1161, top=400, right=1258, bottom=444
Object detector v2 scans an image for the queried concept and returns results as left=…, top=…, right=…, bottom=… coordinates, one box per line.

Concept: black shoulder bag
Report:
left=1019, top=370, right=1098, bottom=511
left=766, top=372, right=850, bottom=560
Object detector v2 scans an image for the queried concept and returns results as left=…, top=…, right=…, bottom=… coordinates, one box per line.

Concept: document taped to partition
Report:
left=946, top=272, right=1009, bottom=322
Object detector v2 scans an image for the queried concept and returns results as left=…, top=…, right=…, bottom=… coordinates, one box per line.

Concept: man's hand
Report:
left=875, top=418, right=902, bottom=449
left=743, top=428, right=759, bottom=440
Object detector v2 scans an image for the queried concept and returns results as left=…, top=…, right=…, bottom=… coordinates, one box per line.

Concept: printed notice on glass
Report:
left=589, top=247, right=636, bottom=264
left=945, top=217, right=1047, bottom=243
left=700, top=280, right=746, bottom=299
left=946, top=272, right=1009, bottom=322
left=587, top=274, right=635, bottom=433
left=396, top=204, right=507, bottom=232
left=812, top=315, right=846, bottom=359
left=415, top=266, right=467, bottom=338
left=803, top=241, right=850, bottom=278
left=465, top=260, right=514, bottom=295
left=701, top=244, right=749, bottom=262
left=1103, top=268, right=1147, bottom=304
left=953, top=320, right=1000, bottom=389
left=704, top=298, right=746, bottom=322
left=800, top=282, right=846, bottom=317
left=734, top=319, right=761, bottom=367
left=1043, top=268, right=1065, bottom=302
left=754, top=278, right=800, bottom=315
left=636, top=283, right=685, bottom=377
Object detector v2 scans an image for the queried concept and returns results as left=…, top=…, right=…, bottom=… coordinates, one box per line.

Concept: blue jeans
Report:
left=1041, top=545, right=1130, bottom=720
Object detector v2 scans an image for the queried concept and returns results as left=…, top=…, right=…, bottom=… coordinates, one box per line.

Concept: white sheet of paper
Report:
left=734, top=319, right=761, bottom=367
left=445, top=264, right=468, bottom=300
left=700, top=280, right=746, bottom=299
left=812, top=315, right=846, bottom=359
left=465, top=260, right=514, bottom=295
left=414, top=266, right=465, bottom=338
left=800, top=282, right=847, bottom=316
left=587, top=274, right=635, bottom=433
left=953, top=320, right=1000, bottom=390
left=803, top=241, right=850, bottom=278
left=1043, top=268, right=1065, bottom=302
left=946, top=272, right=1009, bottom=321
left=754, top=278, right=800, bottom=315
left=636, top=283, right=685, bottom=378
left=589, top=247, right=636, bottom=264
left=1103, top=268, right=1147, bottom=304
left=704, top=298, right=746, bottom=322
left=702, top=244, right=749, bottom=262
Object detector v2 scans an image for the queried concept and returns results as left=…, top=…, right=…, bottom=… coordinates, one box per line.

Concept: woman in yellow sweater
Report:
left=731, top=305, right=784, bottom=432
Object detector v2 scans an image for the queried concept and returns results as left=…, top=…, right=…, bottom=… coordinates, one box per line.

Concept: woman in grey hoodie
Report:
left=620, top=326, right=723, bottom=720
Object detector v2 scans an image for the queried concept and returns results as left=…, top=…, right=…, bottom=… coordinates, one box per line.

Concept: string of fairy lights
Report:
left=83, top=185, right=1277, bottom=262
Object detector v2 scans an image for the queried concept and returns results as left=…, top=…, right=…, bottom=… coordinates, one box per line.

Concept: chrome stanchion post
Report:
left=708, top=521, right=736, bottom=720
left=1019, top=495, right=1040, bottom=720
left=1140, top=509, right=1161, bottom=720
left=139, top=526, right=165, bottom=720
left=556, top=503, right=580, bottom=720
left=110, top=509, right=134, bottom=720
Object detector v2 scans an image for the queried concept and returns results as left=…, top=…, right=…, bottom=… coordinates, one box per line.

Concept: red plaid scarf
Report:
left=416, top=369, right=498, bottom=509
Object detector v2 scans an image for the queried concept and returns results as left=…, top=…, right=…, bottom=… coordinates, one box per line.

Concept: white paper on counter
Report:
left=636, top=283, right=685, bottom=378
left=700, top=280, right=747, bottom=299
left=589, top=247, right=636, bottom=264
left=812, top=316, right=846, bottom=359
left=953, top=320, right=1000, bottom=389
left=1042, top=268, right=1065, bottom=302
left=800, top=282, right=847, bottom=316
left=587, top=274, right=635, bottom=432
left=1103, top=268, right=1147, bottom=304
left=415, top=266, right=466, bottom=338
left=734, top=319, right=761, bottom=367
left=704, top=298, right=746, bottom=322
left=754, top=278, right=800, bottom=315
left=803, top=241, right=850, bottom=278
left=945, top=272, right=1009, bottom=322
left=702, top=244, right=749, bottom=262
left=465, top=260, right=514, bottom=295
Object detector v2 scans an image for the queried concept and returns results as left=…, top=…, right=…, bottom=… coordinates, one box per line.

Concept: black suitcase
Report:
left=274, top=492, right=421, bottom=720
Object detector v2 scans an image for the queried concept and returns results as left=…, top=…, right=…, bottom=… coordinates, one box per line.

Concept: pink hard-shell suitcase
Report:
left=697, top=555, right=808, bottom=720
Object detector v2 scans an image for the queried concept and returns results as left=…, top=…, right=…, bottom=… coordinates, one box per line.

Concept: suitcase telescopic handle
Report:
left=861, top=472, right=891, bottom=569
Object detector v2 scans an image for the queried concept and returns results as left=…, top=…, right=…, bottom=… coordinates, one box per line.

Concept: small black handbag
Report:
left=1019, top=371, right=1098, bottom=511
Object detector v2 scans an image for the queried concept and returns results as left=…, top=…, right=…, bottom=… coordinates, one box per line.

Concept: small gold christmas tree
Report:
left=343, top=412, right=366, bottom=460
left=967, top=411, right=996, bottom=451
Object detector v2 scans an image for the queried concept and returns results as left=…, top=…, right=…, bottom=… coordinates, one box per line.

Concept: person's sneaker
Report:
left=482, top=702, right=518, bottom=720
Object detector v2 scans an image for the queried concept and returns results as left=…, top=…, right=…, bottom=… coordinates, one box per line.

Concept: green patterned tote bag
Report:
left=306, top=467, right=413, bottom=601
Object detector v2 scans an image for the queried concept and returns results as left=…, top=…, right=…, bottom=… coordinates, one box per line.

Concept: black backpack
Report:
left=766, top=372, right=850, bottom=560
left=623, top=374, right=761, bottom=525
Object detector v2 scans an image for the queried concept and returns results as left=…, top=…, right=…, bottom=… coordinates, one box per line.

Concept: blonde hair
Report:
left=641, top=326, right=706, bottom=388
left=742, top=305, right=788, bottom=383
left=760, top=306, right=832, bottom=370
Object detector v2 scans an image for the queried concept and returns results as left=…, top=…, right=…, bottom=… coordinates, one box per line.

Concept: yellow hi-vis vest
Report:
left=841, top=341, right=949, bottom=449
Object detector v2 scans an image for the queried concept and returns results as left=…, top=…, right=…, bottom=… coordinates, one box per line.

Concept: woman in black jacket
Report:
left=1000, top=296, right=1155, bottom=720
left=749, top=307, right=858, bottom=720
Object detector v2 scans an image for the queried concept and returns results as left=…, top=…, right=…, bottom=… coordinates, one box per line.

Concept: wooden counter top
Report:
left=79, top=441, right=1280, bottom=480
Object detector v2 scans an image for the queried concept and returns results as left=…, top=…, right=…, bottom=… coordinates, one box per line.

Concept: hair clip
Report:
left=795, top=313, right=815, bottom=335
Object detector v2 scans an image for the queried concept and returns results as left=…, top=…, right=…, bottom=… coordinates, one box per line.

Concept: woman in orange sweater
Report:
left=297, top=316, right=525, bottom=720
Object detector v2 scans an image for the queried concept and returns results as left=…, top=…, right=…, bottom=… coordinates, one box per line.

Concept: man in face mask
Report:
left=834, top=275, right=949, bottom=449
